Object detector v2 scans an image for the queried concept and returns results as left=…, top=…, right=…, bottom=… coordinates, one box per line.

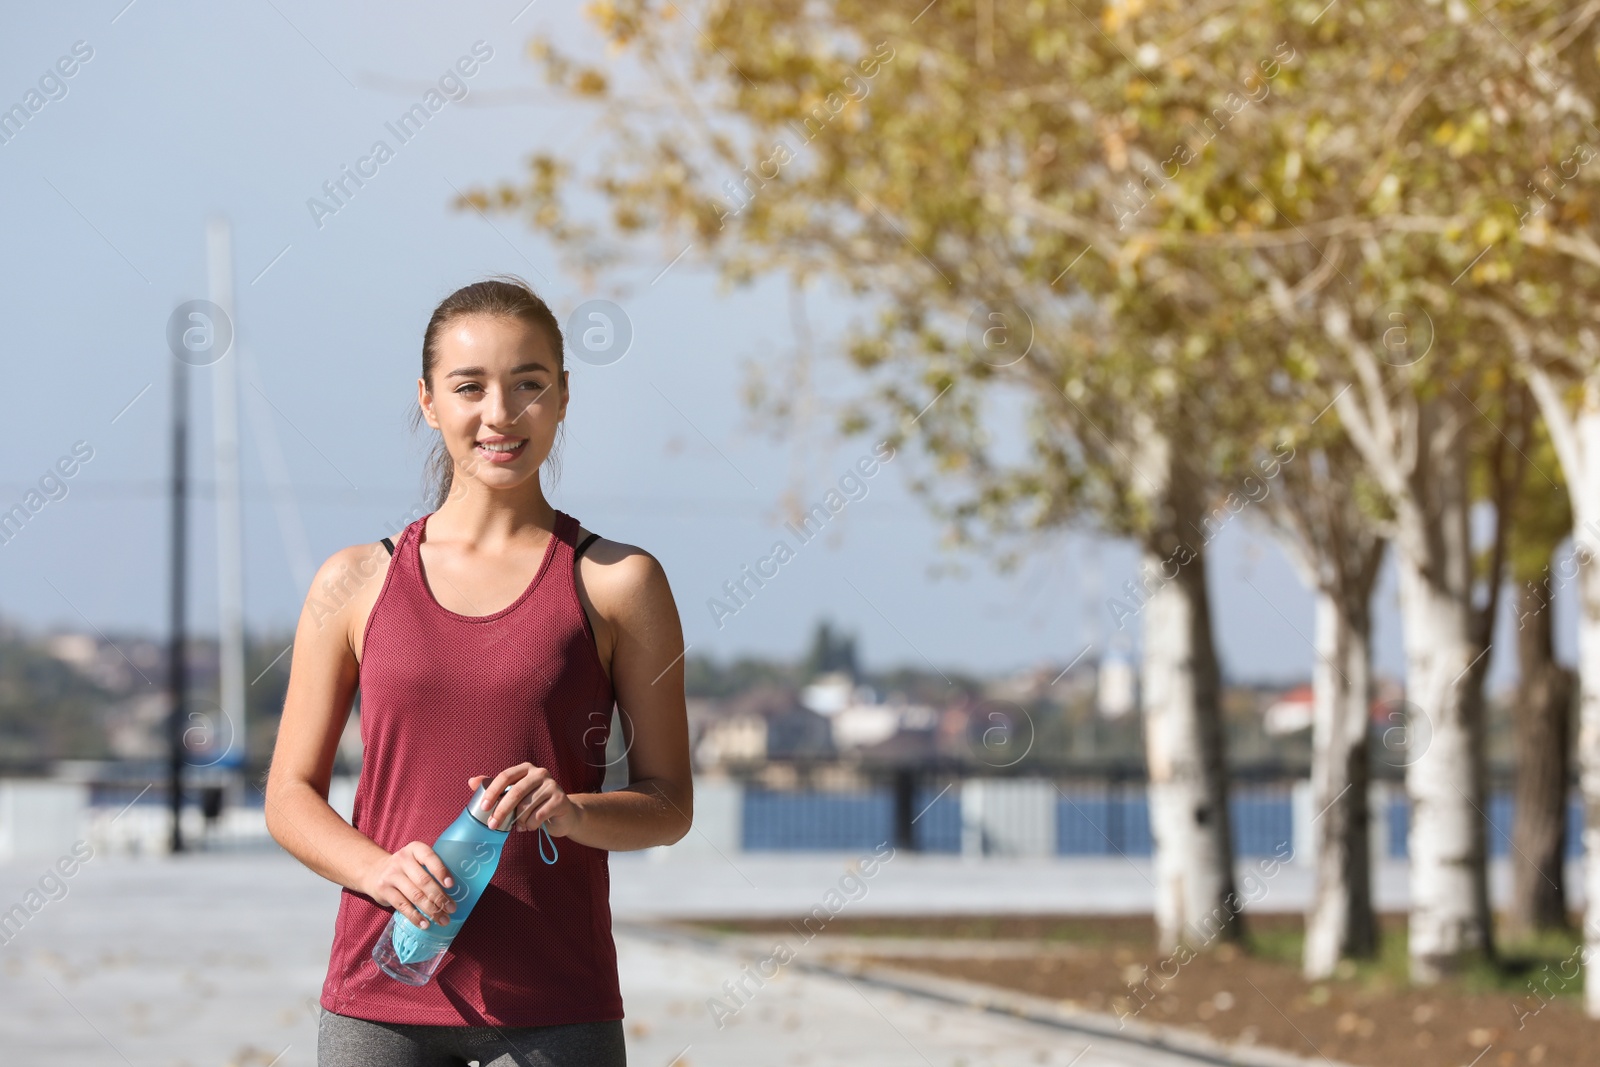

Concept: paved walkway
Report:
left=613, top=923, right=1240, bottom=1067
left=0, top=849, right=1347, bottom=1066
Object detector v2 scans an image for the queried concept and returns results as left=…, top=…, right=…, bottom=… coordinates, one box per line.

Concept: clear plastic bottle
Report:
left=370, top=780, right=558, bottom=985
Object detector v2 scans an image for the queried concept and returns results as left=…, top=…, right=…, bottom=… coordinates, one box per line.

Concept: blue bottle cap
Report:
left=467, top=781, right=514, bottom=832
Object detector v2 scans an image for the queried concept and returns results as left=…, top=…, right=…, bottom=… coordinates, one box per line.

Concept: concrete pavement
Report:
left=0, top=847, right=1355, bottom=1066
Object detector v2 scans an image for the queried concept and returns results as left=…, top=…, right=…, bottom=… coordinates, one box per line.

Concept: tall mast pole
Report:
left=167, top=329, right=189, bottom=853
left=208, top=217, right=245, bottom=776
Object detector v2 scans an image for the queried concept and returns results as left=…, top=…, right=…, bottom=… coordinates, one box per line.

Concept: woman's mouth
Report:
left=475, top=439, right=527, bottom=463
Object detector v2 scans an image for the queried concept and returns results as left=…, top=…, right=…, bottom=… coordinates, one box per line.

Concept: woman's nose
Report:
left=485, top=384, right=516, bottom=426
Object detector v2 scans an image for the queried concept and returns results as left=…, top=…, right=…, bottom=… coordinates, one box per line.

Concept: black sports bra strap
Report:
left=380, top=536, right=395, bottom=556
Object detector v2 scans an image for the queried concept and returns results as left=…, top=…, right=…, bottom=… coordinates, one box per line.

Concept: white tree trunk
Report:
left=1262, top=435, right=1385, bottom=979
left=1326, top=307, right=1497, bottom=981
left=1303, top=582, right=1378, bottom=979
left=1133, top=423, right=1238, bottom=952
left=1334, top=371, right=1492, bottom=984
left=1394, top=545, right=1491, bottom=982
left=1143, top=548, right=1238, bottom=951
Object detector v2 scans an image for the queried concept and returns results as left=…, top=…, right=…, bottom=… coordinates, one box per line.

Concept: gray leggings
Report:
left=317, top=1007, right=627, bottom=1067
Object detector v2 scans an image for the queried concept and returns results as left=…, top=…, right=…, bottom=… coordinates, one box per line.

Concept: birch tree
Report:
left=1260, top=435, right=1386, bottom=978
left=1486, top=307, right=1600, bottom=1010
left=1409, top=0, right=1600, bottom=1005
left=1198, top=2, right=1550, bottom=981
left=1315, top=299, right=1509, bottom=981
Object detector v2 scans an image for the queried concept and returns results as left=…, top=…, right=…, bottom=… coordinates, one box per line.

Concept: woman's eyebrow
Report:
left=444, top=362, right=552, bottom=379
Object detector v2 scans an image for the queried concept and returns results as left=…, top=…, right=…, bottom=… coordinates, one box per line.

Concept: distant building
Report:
left=799, top=671, right=939, bottom=754
left=1261, top=679, right=1400, bottom=737
left=1096, top=652, right=1137, bottom=719
left=692, top=682, right=836, bottom=767
left=1263, top=684, right=1314, bottom=735
left=765, top=705, right=835, bottom=758
left=103, top=692, right=168, bottom=760
left=45, top=633, right=97, bottom=668
left=695, top=714, right=767, bottom=766
left=799, top=670, right=859, bottom=714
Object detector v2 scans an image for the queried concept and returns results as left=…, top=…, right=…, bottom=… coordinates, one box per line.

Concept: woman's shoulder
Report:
left=303, top=536, right=399, bottom=610
left=327, top=535, right=399, bottom=578
left=572, top=526, right=671, bottom=609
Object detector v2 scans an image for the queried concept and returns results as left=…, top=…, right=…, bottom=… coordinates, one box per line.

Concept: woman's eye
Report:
left=455, top=381, right=543, bottom=395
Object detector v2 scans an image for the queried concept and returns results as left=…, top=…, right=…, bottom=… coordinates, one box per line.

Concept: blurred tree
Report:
left=803, top=618, right=859, bottom=681
left=0, top=632, right=116, bottom=764
left=1259, top=433, right=1386, bottom=978
left=1499, top=403, right=1575, bottom=940
left=463, top=0, right=1321, bottom=950
left=465, top=1, right=1572, bottom=978
left=1230, top=43, right=1514, bottom=988
left=1412, top=0, right=1600, bottom=1005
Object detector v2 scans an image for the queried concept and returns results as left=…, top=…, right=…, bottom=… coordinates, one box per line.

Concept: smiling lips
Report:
left=475, top=437, right=527, bottom=463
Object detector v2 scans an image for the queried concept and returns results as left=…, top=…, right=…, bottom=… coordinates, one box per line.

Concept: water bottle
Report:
left=371, top=780, right=559, bottom=985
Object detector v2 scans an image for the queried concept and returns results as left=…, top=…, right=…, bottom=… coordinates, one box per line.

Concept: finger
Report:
left=492, top=778, right=542, bottom=828
left=390, top=876, right=440, bottom=927
left=513, top=793, right=540, bottom=829
left=478, top=770, right=516, bottom=813
left=406, top=887, right=444, bottom=927
left=393, top=892, right=431, bottom=928
left=506, top=782, right=550, bottom=829
left=406, top=864, right=453, bottom=922
left=509, top=793, right=540, bottom=830
left=487, top=787, right=518, bottom=829
left=525, top=790, right=564, bottom=830
left=486, top=767, right=538, bottom=826
left=486, top=793, right=513, bottom=830
left=416, top=846, right=455, bottom=890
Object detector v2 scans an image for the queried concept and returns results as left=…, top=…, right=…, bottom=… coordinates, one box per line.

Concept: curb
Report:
left=617, top=920, right=1363, bottom=1067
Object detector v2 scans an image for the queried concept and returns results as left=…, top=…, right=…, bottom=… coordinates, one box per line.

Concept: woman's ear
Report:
left=418, top=378, right=439, bottom=430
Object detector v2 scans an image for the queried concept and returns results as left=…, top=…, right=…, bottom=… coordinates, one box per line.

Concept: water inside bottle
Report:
left=391, top=914, right=446, bottom=965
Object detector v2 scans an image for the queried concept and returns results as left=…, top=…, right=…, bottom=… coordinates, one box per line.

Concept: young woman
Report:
left=265, top=277, right=692, bottom=1067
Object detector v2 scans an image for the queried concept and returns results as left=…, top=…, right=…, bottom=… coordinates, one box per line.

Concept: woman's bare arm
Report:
left=264, top=543, right=460, bottom=931
left=474, top=543, right=693, bottom=850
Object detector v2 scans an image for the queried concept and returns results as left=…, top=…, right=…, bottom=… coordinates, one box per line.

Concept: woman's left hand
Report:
left=468, top=764, right=582, bottom=837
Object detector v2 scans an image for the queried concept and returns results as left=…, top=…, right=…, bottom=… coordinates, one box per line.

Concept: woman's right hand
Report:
left=360, top=842, right=458, bottom=929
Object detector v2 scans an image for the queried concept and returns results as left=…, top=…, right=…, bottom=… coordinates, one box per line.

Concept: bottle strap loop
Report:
left=537, top=823, right=559, bottom=864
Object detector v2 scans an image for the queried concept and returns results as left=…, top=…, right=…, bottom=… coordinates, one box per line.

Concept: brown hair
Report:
left=410, top=275, right=567, bottom=511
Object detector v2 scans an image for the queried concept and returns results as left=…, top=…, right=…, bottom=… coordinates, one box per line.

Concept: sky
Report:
left=0, top=1, right=1560, bottom=695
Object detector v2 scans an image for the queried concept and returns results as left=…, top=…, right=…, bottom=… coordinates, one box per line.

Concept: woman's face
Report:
left=419, top=313, right=567, bottom=493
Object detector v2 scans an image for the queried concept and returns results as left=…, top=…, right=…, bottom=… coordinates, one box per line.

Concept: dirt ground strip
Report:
left=678, top=914, right=1596, bottom=1067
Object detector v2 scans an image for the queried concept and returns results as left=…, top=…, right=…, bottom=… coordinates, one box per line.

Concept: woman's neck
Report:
left=428, top=486, right=556, bottom=549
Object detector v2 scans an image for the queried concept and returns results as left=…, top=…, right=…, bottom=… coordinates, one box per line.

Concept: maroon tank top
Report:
left=319, top=509, right=623, bottom=1027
